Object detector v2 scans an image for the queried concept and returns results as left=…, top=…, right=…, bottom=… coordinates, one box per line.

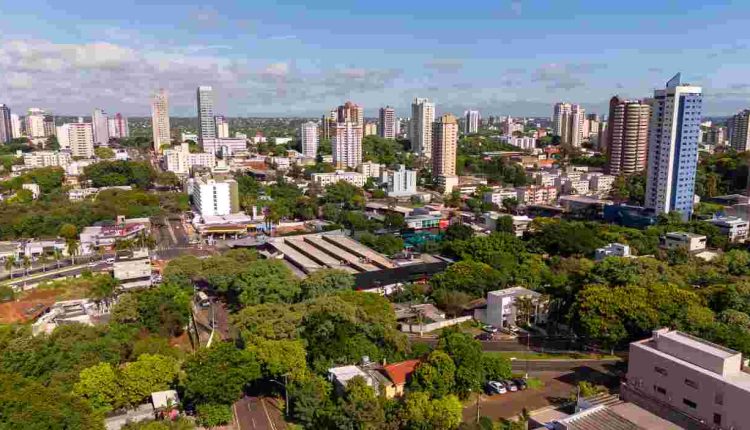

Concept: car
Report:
left=105, top=258, right=115, bottom=264
left=475, top=332, right=493, bottom=341
left=512, top=378, right=527, bottom=390
left=482, top=325, right=498, bottom=334
left=503, top=379, right=518, bottom=392
left=486, top=381, right=507, bottom=395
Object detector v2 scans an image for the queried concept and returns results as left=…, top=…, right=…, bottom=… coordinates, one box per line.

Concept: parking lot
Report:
left=462, top=365, right=620, bottom=422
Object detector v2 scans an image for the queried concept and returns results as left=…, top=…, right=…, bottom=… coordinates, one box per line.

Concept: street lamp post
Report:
left=270, top=374, right=289, bottom=417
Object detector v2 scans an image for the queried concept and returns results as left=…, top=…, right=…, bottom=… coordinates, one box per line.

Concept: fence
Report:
left=400, top=316, right=473, bottom=334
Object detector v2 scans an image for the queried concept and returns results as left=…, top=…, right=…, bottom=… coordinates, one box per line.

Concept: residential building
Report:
left=483, top=189, right=518, bottom=206
left=337, top=101, right=363, bottom=126
left=107, top=113, right=130, bottom=139
left=58, top=121, right=94, bottom=158
left=201, top=138, right=248, bottom=155
left=588, top=173, right=616, bottom=195
left=164, top=143, right=216, bottom=174
left=624, top=328, right=750, bottom=430
left=464, top=110, right=480, bottom=134
left=300, top=121, right=319, bottom=157
left=410, top=98, right=435, bottom=157
left=661, top=231, right=707, bottom=252
left=357, top=161, right=382, bottom=178
left=378, top=106, right=396, bottom=139
left=113, top=249, right=152, bottom=290
left=479, top=287, right=547, bottom=329
left=595, top=243, right=632, bottom=261
left=382, top=165, right=417, bottom=197
left=197, top=86, right=216, bottom=143
left=23, top=151, right=72, bottom=168
left=0, top=104, right=11, bottom=143
left=505, top=136, right=536, bottom=150
left=151, top=89, right=171, bottom=152
left=606, top=96, right=651, bottom=175
left=432, top=114, right=458, bottom=176
left=728, top=109, right=750, bottom=151
left=554, top=174, right=589, bottom=195
left=481, top=213, right=532, bottom=237
left=214, top=115, right=229, bottom=138
left=10, top=113, right=21, bottom=139
left=705, top=215, right=749, bottom=243
left=22, top=183, right=40, bottom=199
left=311, top=171, right=366, bottom=187
left=43, top=114, right=56, bottom=138
left=553, top=103, right=585, bottom=147
left=364, top=123, right=377, bottom=136
left=435, top=174, right=459, bottom=194
left=25, top=108, right=48, bottom=138
left=92, top=108, right=109, bottom=144
left=516, top=185, right=558, bottom=205
left=381, top=360, right=420, bottom=398
left=332, top=121, right=363, bottom=169
left=645, top=74, right=703, bottom=220
left=193, top=177, right=239, bottom=217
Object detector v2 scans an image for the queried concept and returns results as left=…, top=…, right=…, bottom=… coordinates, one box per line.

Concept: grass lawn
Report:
left=485, top=351, right=620, bottom=360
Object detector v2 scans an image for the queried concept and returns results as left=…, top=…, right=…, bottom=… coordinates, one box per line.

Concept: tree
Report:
left=400, top=391, right=462, bottom=430
left=299, top=269, right=355, bottom=300
left=495, top=215, right=514, bottom=234
left=197, top=403, right=233, bottom=428
left=501, top=198, right=519, bottom=214
left=73, top=362, right=122, bottom=414
left=338, top=376, right=386, bottom=430
left=409, top=350, right=456, bottom=398
left=59, top=223, right=78, bottom=240
left=437, top=331, right=484, bottom=398
left=120, top=354, right=180, bottom=406
left=248, top=338, right=308, bottom=381
left=481, top=354, right=512, bottom=381
left=182, top=342, right=261, bottom=406
left=5, top=255, right=15, bottom=279
left=94, top=146, right=116, bottom=159
left=431, top=261, right=505, bottom=299
left=112, top=292, right=140, bottom=323
left=444, top=223, right=474, bottom=242
left=288, top=374, right=333, bottom=428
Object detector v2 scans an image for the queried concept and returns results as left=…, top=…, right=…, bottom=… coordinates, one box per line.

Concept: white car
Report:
left=105, top=258, right=115, bottom=264
left=486, top=381, right=507, bottom=395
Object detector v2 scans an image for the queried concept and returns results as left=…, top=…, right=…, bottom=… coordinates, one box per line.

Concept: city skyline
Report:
left=1, top=1, right=749, bottom=117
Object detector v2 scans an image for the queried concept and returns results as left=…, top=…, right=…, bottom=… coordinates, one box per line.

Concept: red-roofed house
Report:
left=381, top=359, right=420, bottom=398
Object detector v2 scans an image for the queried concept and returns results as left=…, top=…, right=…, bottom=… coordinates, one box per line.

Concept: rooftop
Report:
left=665, top=231, right=706, bottom=239
left=488, top=286, right=541, bottom=299
left=382, top=360, right=420, bottom=386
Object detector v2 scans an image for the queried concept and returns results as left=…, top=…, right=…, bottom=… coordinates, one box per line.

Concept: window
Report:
left=714, top=413, right=722, bottom=425
left=683, top=398, right=697, bottom=409
left=684, top=379, right=698, bottom=389
left=715, top=392, right=723, bottom=405
left=654, top=366, right=668, bottom=376
left=653, top=385, right=666, bottom=395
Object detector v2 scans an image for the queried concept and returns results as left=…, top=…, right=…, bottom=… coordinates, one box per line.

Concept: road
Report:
left=234, top=396, right=285, bottom=430
left=4, top=260, right=113, bottom=288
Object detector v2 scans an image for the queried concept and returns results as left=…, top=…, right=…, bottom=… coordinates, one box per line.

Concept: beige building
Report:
left=432, top=114, right=458, bottom=177
left=606, top=96, right=651, bottom=175
left=58, top=122, right=94, bottom=158
left=378, top=106, right=396, bottom=139
left=337, top=101, right=363, bottom=126
left=332, top=122, right=363, bottom=169
left=728, top=109, right=750, bottom=151
left=311, top=171, right=366, bottom=187
left=625, top=328, right=750, bottom=430
left=151, top=89, right=171, bottom=153
left=364, top=122, right=377, bottom=136
left=23, top=151, right=72, bottom=168
left=410, top=97, right=435, bottom=157
left=25, top=108, right=48, bottom=138
left=164, top=143, right=216, bottom=174
left=552, top=102, right=585, bottom=147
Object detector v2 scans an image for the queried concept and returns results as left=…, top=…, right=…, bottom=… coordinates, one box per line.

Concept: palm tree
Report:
left=66, top=239, right=79, bottom=264
left=52, top=248, right=62, bottom=269
left=4, top=255, right=16, bottom=279
left=515, top=296, right=535, bottom=327
left=22, top=255, right=31, bottom=276
left=38, top=254, right=49, bottom=272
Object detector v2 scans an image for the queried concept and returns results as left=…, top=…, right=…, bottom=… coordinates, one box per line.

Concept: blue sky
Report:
left=1, top=0, right=749, bottom=117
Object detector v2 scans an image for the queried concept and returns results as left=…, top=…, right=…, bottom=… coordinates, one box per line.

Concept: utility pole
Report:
left=475, top=390, right=480, bottom=423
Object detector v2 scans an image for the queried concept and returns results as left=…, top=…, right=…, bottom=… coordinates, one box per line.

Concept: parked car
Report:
left=503, top=379, right=518, bottom=392
left=485, top=381, right=507, bottom=395
left=105, top=257, right=115, bottom=264
left=475, top=333, right=494, bottom=341
left=512, top=378, right=527, bottom=390
left=482, top=325, right=498, bottom=334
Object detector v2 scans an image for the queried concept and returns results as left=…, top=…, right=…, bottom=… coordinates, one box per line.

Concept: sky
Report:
left=1, top=0, right=749, bottom=118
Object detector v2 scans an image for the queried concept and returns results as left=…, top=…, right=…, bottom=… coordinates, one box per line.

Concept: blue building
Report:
left=645, top=73, right=703, bottom=220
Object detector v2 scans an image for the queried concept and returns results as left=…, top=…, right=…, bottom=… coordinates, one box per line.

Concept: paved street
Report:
left=234, top=396, right=286, bottom=430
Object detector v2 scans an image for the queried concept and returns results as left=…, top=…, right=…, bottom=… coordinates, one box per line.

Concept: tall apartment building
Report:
left=332, top=122, right=363, bottom=169
left=197, top=86, right=216, bottom=143
left=214, top=115, right=229, bottom=138
left=382, top=165, right=417, bottom=197
left=625, top=328, right=750, bottom=430
left=364, top=123, right=377, bottom=136
left=552, top=102, right=586, bottom=147
left=0, top=104, right=11, bottom=144
left=108, top=113, right=129, bottom=139
left=300, top=121, right=319, bottom=158
left=645, top=74, right=702, bottom=220
left=10, top=114, right=21, bottom=139
left=151, top=89, right=171, bottom=153
left=464, top=110, right=480, bottom=134
left=728, top=109, right=750, bottom=151
left=164, top=143, right=215, bottom=175
left=58, top=122, right=94, bottom=158
left=26, top=108, right=47, bottom=138
left=193, top=177, right=239, bottom=217
left=337, top=101, right=363, bottom=126
left=378, top=106, right=396, bottom=139
left=606, top=96, right=651, bottom=176
left=92, top=108, right=109, bottom=145
left=410, top=98, right=435, bottom=157
left=432, top=114, right=458, bottom=177
left=23, top=151, right=72, bottom=168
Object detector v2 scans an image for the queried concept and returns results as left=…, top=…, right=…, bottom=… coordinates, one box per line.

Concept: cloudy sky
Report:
left=1, top=0, right=749, bottom=117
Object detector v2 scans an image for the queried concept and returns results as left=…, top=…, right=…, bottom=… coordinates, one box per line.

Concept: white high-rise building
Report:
left=92, top=108, right=109, bottom=145
left=193, top=177, right=239, bottom=217
left=645, top=74, right=702, bottom=220
left=410, top=98, right=435, bottom=157
left=332, top=122, right=363, bottom=169
left=214, top=115, right=229, bottom=139
left=197, top=86, right=216, bottom=143
left=300, top=121, right=319, bottom=158
left=552, top=103, right=585, bottom=147
left=25, top=108, right=47, bottom=138
left=151, top=89, right=171, bottom=153
left=379, top=106, right=396, bottom=139
left=464, top=110, right=480, bottom=134
left=58, top=121, right=94, bottom=158
left=10, top=114, right=21, bottom=139
left=382, top=165, right=417, bottom=197
left=108, top=113, right=129, bottom=139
